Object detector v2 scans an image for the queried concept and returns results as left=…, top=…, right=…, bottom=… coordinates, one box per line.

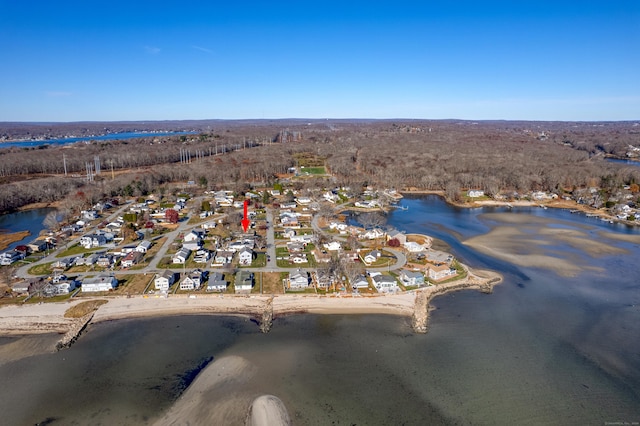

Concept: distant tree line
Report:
left=0, top=120, right=638, bottom=214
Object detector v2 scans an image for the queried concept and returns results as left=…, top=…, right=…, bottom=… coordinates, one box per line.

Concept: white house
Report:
left=360, top=228, right=385, bottom=240
left=180, top=269, right=207, bottom=290
left=288, top=269, right=309, bottom=290
left=193, top=249, right=211, bottom=263
left=234, top=271, right=254, bottom=293
left=212, top=250, right=234, bottom=266
left=399, top=270, right=425, bottom=287
left=136, top=240, right=152, bottom=253
left=80, top=233, right=107, bottom=249
left=184, top=229, right=205, bottom=243
left=404, top=241, right=425, bottom=253
left=154, top=270, right=176, bottom=291
left=53, top=281, right=77, bottom=295
left=207, top=272, right=228, bottom=292
left=323, top=241, right=342, bottom=251
left=371, top=274, right=399, bottom=293
left=172, top=248, right=191, bottom=264
left=290, top=253, right=308, bottom=264
left=351, top=274, right=370, bottom=289
left=82, top=274, right=118, bottom=292
left=428, top=263, right=457, bottom=281
left=182, top=241, right=202, bottom=251
left=467, top=189, right=485, bottom=198
left=364, top=250, right=382, bottom=264
left=238, top=247, right=253, bottom=266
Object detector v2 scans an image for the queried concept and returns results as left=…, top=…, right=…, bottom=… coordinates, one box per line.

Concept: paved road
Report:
left=15, top=199, right=407, bottom=283
left=265, top=208, right=277, bottom=270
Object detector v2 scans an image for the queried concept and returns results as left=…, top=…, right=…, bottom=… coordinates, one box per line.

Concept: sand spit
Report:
left=247, top=395, right=292, bottom=426
left=464, top=212, right=628, bottom=276
left=153, top=355, right=259, bottom=426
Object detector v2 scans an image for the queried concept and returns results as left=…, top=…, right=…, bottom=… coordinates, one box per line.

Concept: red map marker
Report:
left=241, top=200, right=250, bottom=232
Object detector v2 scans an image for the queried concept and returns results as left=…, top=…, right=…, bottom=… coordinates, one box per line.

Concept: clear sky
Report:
left=1, top=1, right=639, bottom=122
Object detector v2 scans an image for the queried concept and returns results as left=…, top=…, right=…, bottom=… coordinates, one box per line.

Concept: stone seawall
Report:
left=412, top=273, right=502, bottom=333
left=56, top=312, right=94, bottom=350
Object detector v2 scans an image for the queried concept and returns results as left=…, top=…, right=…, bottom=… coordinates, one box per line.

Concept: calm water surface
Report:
left=1, top=196, right=639, bottom=425
left=0, top=207, right=53, bottom=251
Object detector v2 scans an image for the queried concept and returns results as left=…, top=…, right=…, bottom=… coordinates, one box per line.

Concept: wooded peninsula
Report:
left=1, top=119, right=639, bottom=217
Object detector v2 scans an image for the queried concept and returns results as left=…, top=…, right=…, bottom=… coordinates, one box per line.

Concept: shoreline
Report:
left=399, top=189, right=638, bottom=225
left=0, top=267, right=502, bottom=339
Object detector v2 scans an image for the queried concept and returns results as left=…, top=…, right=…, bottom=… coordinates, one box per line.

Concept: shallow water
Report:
left=0, top=196, right=639, bottom=425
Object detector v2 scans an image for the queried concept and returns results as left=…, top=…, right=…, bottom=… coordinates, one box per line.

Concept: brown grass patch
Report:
left=0, top=230, right=30, bottom=251
left=64, top=299, right=108, bottom=318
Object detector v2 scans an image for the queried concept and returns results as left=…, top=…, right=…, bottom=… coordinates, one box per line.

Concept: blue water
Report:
left=0, top=131, right=196, bottom=149
left=1, top=196, right=639, bottom=425
left=0, top=207, right=54, bottom=251
left=606, top=158, right=640, bottom=167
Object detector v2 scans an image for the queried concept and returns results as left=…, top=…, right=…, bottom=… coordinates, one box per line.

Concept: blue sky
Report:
left=1, top=1, right=638, bottom=121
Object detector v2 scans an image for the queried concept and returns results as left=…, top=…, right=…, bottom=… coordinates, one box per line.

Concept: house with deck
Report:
left=234, top=271, right=254, bottom=293
left=206, top=272, right=228, bottom=292
left=180, top=269, right=207, bottom=290
left=371, top=273, right=400, bottom=293
left=82, top=274, right=118, bottom=292
left=154, top=270, right=176, bottom=291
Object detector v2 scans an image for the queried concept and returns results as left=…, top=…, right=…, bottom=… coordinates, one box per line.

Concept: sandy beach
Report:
left=0, top=273, right=499, bottom=338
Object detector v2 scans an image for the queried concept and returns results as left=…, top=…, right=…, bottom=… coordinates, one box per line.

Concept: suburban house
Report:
left=121, top=251, right=143, bottom=268
left=399, top=270, right=425, bottom=287
left=172, top=248, right=191, bottom=264
left=290, top=253, right=308, bottom=264
left=234, top=271, right=254, bottom=293
left=360, top=228, right=385, bottom=240
left=286, top=242, right=305, bottom=253
left=371, top=273, right=400, bottom=293
left=136, top=240, right=152, bottom=253
left=288, top=269, right=309, bottom=290
left=238, top=247, right=253, bottom=266
left=404, top=241, right=425, bottom=253
left=0, top=251, right=23, bottom=266
left=351, top=274, right=370, bottom=289
left=282, top=229, right=296, bottom=239
left=290, top=234, right=314, bottom=244
left=313, top=250, right=332, bottom=264
left=467, top=189, right=485, bottom=198
left=387, top=230, right=407, bottom=246
left=428, top=263, right=457, bottom=281
left=212, top=250, right=234, bottom=266
left=364, top=249, right=382, bottom=264
left=323, top=241, right=342, bottom=251
left=280, top=215, right=299, bottom=227
left=83, top=253, right=99, bottom=266
left=154, top=270, right=176, bottom=291
left=184, top=229, right=206, bottom=243
left=51, top=257, right=76, bottom=269
left=183, top=240, right=202, bottom=251
left=314, top=269, right=335, bottom=289
left=80, top=233, right=107, bottom=249
left=206, top=272, right=228, bottom=292
left=96, top=254, right=115, bottom=268
left=82, top=274, right=118, bottom=292
left=193, top=249, right=211, bottom=263
left=53, top=280, right=77, bottom=295
left=27, top=239, right=49, bottom=253
left=180, top=269, right=208, bottom=290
